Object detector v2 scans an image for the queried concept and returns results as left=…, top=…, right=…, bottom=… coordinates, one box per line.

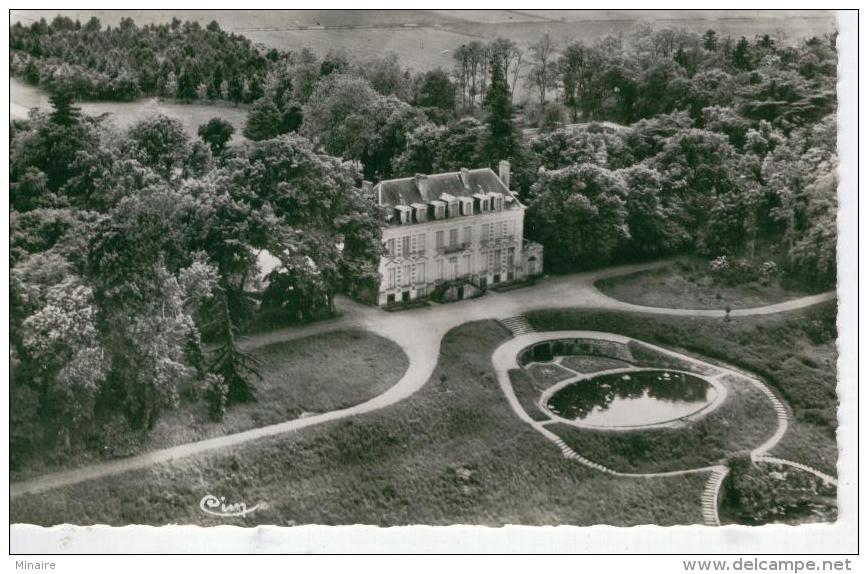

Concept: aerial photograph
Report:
left=8, top=8, right=844, bottom=543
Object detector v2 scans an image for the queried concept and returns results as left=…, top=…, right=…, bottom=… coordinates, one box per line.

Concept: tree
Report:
left=87, top=188, right=219, bottom=428
left=302, top=75, right=424, bottom=179
left=48, top=90, right=82, bottom=126
left=482, top=56, right=519, bottom=163
left=489, top=37, right=523, bottom=100
left=243, top=97, right=283, bottom=141
left=618, top=164, right=686, bottom=258
left=526, top=34, right=557, bottom=107
left=413, top=68, right=455, bottom=115
left=125, top=114, right=190, bottom=179
left=560, top=42, right=606, bottom=121
left=732, top=37, right=752, bottom=70
left=787, top=171, right=837, bottom=289
left=198, top=117, right=235, bottom=155
left=526, top=164, right=629, bottom=270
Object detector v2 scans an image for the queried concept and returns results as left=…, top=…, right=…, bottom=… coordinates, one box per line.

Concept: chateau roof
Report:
left=375, top=168, right=511, bottom=207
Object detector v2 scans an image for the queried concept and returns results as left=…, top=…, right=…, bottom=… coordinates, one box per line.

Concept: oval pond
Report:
left=545, top=370, right=718, bottom=428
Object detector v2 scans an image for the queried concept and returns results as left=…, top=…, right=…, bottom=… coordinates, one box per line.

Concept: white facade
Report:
left=374, top=165, right=542, bottom=306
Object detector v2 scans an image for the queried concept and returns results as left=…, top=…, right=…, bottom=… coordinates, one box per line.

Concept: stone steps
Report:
left=553, top=437, right=616, bottom=474
left=499, top=315, right=535, bottom=337
left=701, top=466, right=729, bottom=527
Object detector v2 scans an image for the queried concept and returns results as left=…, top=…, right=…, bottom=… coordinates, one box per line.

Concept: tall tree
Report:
left=483, top=57, right=519, bottom=163
left=526, top=33, right=557, bottom=107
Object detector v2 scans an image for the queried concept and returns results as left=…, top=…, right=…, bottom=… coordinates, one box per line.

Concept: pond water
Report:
left=545, top=370, right=717, bottom=428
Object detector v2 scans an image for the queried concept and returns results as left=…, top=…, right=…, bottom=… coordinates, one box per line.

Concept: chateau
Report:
left=372, top=161, right=543, bottom=306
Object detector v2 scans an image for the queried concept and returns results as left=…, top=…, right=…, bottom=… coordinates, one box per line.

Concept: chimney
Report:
left=459, top=167, right=470, bottom=190
left=498, top=160, right=511, bottom=189
left=414, top=173, right=430, bottom=201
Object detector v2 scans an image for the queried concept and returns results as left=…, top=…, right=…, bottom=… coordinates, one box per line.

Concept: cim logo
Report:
left=199, top=494, right=260, bottom=518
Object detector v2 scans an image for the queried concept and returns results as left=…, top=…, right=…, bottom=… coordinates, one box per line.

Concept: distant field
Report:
left=10, top=78, right=250, bottom=144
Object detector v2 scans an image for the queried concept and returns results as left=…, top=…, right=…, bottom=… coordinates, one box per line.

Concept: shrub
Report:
left=204, top=373, right=229, bottom=422
left=709, top=255, right=756, bottom=285
left=723, top=460, right=836, bottom=524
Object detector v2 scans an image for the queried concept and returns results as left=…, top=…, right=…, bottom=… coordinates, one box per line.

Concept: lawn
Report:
left=525, top=304, right=838, bottom=478
left=12, top=320, right=707, bottom=527
left=11, top=329, right=408, bottom=482
left=559, top=355, right=631, bottom=373
left=147, top=330, right=409, bottom=450
left=548, top=372, right=779, bottom=473
left=595, top=259, right=811, bottom=310
left=508, top=368, right=551, bottom=422
left=526, top=362, right=576, bottom=386
left=11, top=78, right=250, bottom=145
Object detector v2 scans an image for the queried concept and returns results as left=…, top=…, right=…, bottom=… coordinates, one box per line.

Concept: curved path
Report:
left=491, top=328, right=835, bottom=526
left=10, top=262, right=836, bottom=499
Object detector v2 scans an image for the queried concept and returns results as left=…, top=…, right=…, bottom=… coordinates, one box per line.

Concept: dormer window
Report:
left=473, top=193, right=488, bottom=214
left=491, top=193, right=504, bottom=212
left=395, top=205, right=412, bottom=225
left=441, top=194, right=458, bottom=218
left=459, top=197, right=473, bottom=216
left=430, top=200, right=446, bottom=220
left=411, top=203, right=427, bottom=223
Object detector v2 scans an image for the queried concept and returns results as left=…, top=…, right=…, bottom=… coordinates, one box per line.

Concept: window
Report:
left=415, top=207, right=427, bottom=223
left=417, top=233, right=426, bottom=254
left=462, top=254, right=471, bottom=276
left=402, top=236, right=411, bottom=256
left=507, top=247, right=515, bottom=268
left=460, top=199, right=473, bottom=216
left=386, top=238, right=396, bottom=256
left=434, top=204, right=445, bottom=219
left=481, top=198, right=489, bottom=213
left=403, top=265, right=412, bottom=287
left=448, top=257, right=459, bottom=279
left=417, top=262, right=426, bottom=283
left=388, top=267, right=397, bottom=288
left=449, top=228, right=459, bottom=248
left=494, top=249, right=502, bottom=270
left=463, top=226, right=472, bottom=245
left=448, top=201, right=459, bottom=218
left=481, top=223, right=490, bottom=242
left=436, top=230, right=445, bottom=249
left=436, top=259, right=444, bottom=280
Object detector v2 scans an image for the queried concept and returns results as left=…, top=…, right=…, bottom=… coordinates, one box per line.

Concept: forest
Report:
left=10, top=16, right=838, bottom=470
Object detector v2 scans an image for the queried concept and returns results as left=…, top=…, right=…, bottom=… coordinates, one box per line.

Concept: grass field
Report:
left=12, top=320, right=707, bottom=527
left=559, top=355, right=631, bottom=373
left=11, top=329, right=407, bottom=482
left=526, top=362, right=576, bottom=386
left=595, top=260, right=811, bottom=310
left=508, top=368, right=551, bottom=422
left=147, top=330, right=409, bottom=450
left=10, top=78, right=250, bottom=144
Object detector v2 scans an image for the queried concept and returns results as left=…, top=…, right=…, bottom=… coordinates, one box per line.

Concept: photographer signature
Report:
left=199, top=494, right=260, bottom=517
